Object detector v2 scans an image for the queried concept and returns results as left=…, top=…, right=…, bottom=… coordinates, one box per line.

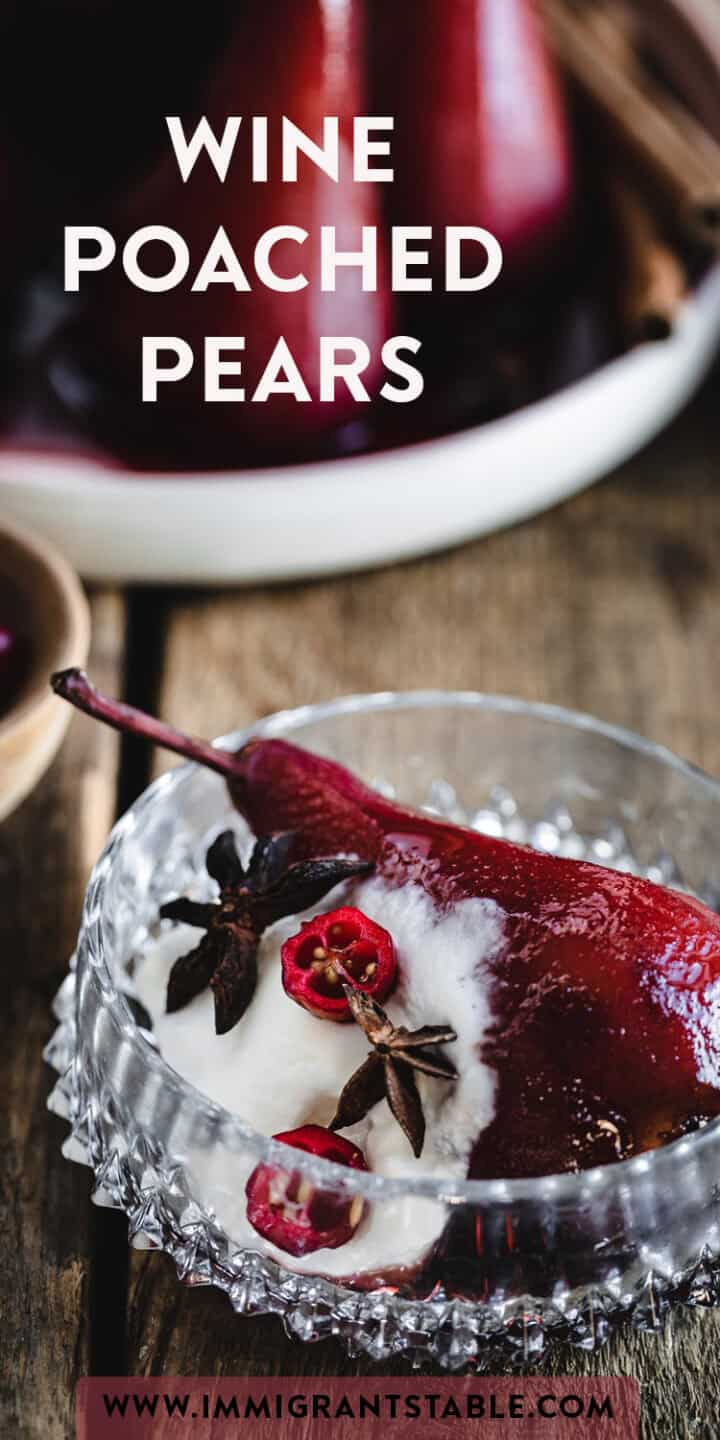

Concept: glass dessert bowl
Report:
left=47, top=691, right=720, bottom=1365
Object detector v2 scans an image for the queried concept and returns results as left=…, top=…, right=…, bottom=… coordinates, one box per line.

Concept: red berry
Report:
left=281, top=906, right=396, bottom=1021
left=245, top=1125, right=368, bottom=1257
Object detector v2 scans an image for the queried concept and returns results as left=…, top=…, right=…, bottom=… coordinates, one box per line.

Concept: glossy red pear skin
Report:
left=82, top=1, right=392, bottom=435
left=231, top=738, right=720, bottom=1177
left=371, top=0, right=574, bottom=274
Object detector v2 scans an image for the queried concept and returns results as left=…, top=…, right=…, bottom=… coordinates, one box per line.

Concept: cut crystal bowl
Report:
left=46, top=693, right=720, bottom=1367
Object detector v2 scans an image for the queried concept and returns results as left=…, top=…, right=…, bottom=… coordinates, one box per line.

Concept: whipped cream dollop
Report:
left=135, top=872, right=504, bottom=1279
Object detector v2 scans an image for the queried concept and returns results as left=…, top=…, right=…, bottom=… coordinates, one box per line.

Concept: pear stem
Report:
left=51, top=668, right=242, bottom=779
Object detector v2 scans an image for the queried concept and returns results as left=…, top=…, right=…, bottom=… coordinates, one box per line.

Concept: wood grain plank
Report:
left=129, top=376, right=720, bottom=1433
left=0, top=591, right=125, bottom=1440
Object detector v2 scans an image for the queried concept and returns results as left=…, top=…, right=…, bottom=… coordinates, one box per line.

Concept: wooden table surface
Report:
left=4, top=367, right=720, bottom=1439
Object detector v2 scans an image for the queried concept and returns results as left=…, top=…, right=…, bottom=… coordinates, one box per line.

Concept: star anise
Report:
left=330, top=988, right=458, bottom=1158
left=160, top=830, right=372, bottom=1035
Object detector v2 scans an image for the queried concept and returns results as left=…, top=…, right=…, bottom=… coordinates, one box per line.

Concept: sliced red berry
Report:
left=281, top=906, right=397, bottom=1021
left=245, top=1124, right=368, bottom=1257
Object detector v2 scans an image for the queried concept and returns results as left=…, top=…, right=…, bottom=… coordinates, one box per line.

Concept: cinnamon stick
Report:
left=609, top=176, right=687, bottom=342
left=543, top=0, right=720, bottom=241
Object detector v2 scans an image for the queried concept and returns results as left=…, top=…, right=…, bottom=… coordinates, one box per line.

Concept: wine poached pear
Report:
left=52, top=669, right=720, bottom=1179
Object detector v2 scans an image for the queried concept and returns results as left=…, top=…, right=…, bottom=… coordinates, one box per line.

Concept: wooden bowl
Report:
left=0, top=519, right=90, bottom=823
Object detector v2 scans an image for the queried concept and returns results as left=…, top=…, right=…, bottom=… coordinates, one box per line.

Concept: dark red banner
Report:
left=77, top=1376, right=639, bottom=1439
